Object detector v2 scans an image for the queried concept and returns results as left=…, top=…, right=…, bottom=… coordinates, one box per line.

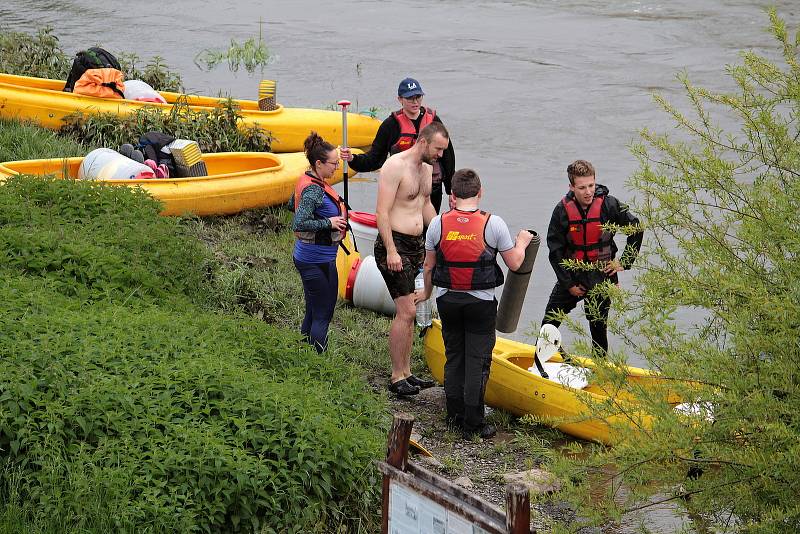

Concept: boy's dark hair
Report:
left=567, top=159, right=595, bottom=185
left=451, top=168, right=481, bottom=199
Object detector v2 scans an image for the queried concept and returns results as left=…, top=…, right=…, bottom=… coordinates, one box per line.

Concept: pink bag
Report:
left=144, top=159, right=170, bottom=179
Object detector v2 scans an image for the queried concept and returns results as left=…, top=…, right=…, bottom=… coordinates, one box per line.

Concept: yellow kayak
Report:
left=0, top=151, right=360, bottom=217
left=0, top=73, right=381, bottom=153
left=424, top=320, right=684, bottom=445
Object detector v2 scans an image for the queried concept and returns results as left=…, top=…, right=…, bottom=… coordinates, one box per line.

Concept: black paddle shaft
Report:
left=532, top=346, right=549, bottom=379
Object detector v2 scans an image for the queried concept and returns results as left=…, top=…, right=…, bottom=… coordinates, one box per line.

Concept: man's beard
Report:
left=422, top=153, right=438, bottom=165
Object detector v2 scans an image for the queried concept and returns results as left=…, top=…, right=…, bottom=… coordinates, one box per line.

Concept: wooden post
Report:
left=505, top=483, right=531, bottom=534
left=381, top=413, right=415, bottom=534
left=378, top=413, right=532, bottom=533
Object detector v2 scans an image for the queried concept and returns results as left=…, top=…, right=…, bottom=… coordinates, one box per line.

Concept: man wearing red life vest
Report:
left=340, top=77, right=455, bottom=213
left=542, top=160, right=644, bottom=356
left=420, top=169, right=532, bottom=439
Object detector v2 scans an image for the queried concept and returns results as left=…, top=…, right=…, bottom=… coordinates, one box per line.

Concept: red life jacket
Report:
left=562, top=195, right=614, bottom=262
left=390, top=107, right=437, bottom=154
left=293, top=171, right=348, bottom=246
left=432, top=209, right=504, bottom=290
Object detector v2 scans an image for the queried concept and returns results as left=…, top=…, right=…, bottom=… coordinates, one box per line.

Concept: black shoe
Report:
left=407, top=374, right=435, bottom=389
left=388, top=379, right=420, bottom=396
left=462, top=424, right=497, bottom=440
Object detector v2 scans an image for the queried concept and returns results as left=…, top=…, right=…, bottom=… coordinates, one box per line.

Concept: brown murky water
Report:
left=2, top=3, right=796, bottom=530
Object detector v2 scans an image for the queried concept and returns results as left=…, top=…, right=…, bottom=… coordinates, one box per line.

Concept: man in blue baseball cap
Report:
left=340, top=77, right=456, bottom=213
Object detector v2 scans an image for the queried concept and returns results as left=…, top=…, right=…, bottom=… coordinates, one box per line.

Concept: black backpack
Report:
left=63, top=47, right=122, bottom=93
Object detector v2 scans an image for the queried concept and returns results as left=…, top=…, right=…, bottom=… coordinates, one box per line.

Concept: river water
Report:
left=1, top=3, right=796, bottom=530
left=2, top=0, right=797, bottom=359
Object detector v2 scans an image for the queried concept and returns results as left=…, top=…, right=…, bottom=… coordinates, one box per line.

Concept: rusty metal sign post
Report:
left=377, top=413, right=533, bottom=534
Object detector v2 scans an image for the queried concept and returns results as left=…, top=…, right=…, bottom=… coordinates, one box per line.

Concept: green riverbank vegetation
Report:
left=58, top=98, right=273, bottom=155
left=0, top=172, right=388, bottom=533
left=194, top=21, right=275, bottom=74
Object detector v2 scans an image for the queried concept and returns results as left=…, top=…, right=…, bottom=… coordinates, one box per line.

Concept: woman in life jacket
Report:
left=289, top=132, right=347, bottom=353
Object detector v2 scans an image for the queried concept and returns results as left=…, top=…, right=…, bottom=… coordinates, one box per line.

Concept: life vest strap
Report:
left=438, top=259, right=496, bottom=268
left=567, top=216, right=602, bottom=224
left=571, top=241, right=612, bottom=252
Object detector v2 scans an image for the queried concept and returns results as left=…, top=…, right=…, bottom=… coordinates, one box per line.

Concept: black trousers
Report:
left=437, top=292, right=497, bottom=430
left=430, top=181, right=443, bottom=214
left=541, top=278, right=614, bottom=356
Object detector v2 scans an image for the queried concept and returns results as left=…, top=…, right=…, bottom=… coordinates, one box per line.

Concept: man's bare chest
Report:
left=397, top=173, right=430, bottom=201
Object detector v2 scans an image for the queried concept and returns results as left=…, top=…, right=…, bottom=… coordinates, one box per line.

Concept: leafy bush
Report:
left=0, top=176, right=384, bottom=532
left=0, top=175, right=212, bottom=305
left=58, top=97, right=272, bottom=153
left=0, top=27, right=70, bottom=80
left=549, top=11, right=800, bottom=533
left=0, top=277, right=384, bottom=532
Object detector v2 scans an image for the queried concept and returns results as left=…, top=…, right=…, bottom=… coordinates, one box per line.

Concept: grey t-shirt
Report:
left=425, top=210, right=515, bottom=301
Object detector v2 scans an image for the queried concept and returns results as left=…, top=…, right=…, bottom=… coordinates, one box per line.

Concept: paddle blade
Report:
left=535, top=324, right=562, bottom=362
left=409, top=438, right=433, bottom=457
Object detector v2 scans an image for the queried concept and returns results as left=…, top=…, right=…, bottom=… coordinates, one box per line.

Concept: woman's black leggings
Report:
left=293, top=258, right=338, bottom=353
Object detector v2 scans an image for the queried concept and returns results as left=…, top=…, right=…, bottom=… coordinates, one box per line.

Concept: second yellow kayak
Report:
left=0, top=151, right=360, bottom=217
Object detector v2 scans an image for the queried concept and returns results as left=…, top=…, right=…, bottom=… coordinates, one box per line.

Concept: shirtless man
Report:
left=375, top=122, right=450, bottom=396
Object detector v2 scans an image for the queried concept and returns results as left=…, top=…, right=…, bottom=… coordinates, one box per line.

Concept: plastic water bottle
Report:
left=415, top=269, right=432, bottom=327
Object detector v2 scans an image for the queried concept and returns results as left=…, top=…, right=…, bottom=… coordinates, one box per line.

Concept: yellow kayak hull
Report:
left=424, top=320, right=682, bottom=445
left=0, top=151, right=360, bottom=217
left=0, top=73, right=381, bottom=153
left=335, top=234, right=360, bottom=299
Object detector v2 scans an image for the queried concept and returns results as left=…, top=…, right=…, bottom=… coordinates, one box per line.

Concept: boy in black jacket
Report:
left=542, top=160, right=644, bottom=355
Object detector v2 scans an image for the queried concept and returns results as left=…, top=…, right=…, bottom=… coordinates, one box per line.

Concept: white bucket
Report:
left=78, top=148, right=155, bottom=181
left=352, top=255, right=396, bottom=316
left=349, top=211, right=378, bottom=258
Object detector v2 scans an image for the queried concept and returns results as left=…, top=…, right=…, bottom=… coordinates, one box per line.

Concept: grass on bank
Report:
left=59, top=97, right=273, bottom=155
left=187, top=208, right=421, bottom=384
left=0, top=172, right=388, bottom=533
left=0, top=119, right=86, bottom=162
